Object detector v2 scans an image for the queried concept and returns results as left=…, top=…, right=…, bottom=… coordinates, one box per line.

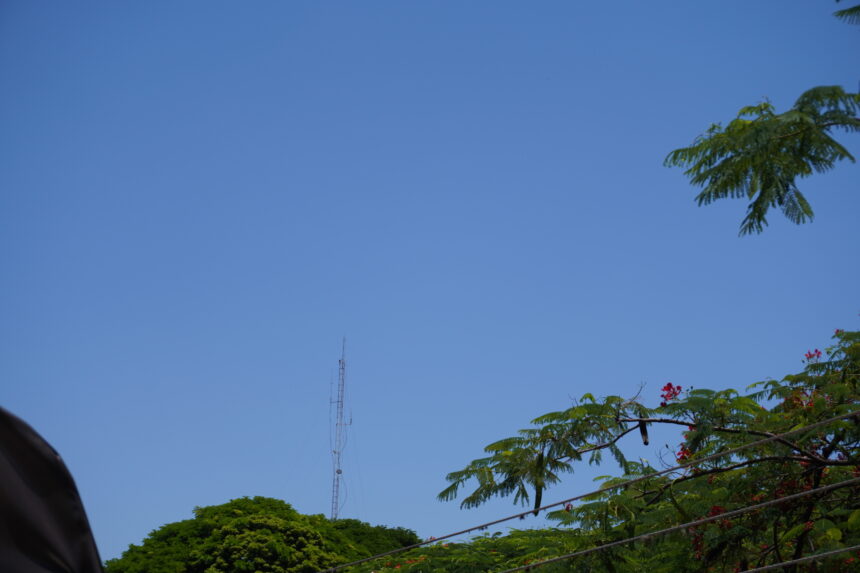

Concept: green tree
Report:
left=104, top=497, right=420, bottom=573
left=416, top=330, right=860, bottom=572
left=666, top=2, right=860, bottom=236
left=350, top=529, right=588, bottom=573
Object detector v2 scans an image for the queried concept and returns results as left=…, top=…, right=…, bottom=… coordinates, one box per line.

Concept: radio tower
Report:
left=330, top=337, right=348, bottom=520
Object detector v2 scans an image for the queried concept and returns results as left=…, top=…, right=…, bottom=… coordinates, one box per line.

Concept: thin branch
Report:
left=643, top=455, right=811, bottom=506
left=770, top=118, right=860, bottom=141
left=574, top=425, right=639, bottom=456
left=617, top=417, right=823, bottom=461
left=544, top=425, right=639, bottom=469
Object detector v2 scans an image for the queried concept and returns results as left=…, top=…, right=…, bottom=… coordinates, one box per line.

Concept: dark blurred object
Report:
left=0, top=406, right=104, bottom=572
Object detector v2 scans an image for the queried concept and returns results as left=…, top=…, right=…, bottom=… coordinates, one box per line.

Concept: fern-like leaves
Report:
left=835, top=1, right=860, bottom=24
left=665, top=86, right=860, bottom=235
left=438, top=397, right=639, bottom=513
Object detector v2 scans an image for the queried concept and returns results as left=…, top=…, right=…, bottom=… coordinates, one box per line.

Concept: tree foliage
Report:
left=667, top=2, right=859, bottom=235
left=835, top=0, right=860, bottom=24
left=104, top=497, right=419, bottom=573
left=350, top=529, right=586, bottom=573
left=381, top=329, right=860, bottom=572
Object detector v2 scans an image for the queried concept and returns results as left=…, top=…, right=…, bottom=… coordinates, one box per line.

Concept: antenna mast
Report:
left=330, top=337, right=347, bottom=520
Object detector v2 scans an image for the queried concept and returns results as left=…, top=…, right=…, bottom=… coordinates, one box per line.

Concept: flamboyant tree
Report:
left=666, top=1, right=859, bottom=236
left=386, top=329, right=860, bottom=572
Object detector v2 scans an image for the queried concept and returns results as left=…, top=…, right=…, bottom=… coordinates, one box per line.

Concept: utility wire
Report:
left=319, top=409, right=859, bottom=573
left=495, top=476, right=860, bottom=572
left=741, top=544, right=860, bottom=572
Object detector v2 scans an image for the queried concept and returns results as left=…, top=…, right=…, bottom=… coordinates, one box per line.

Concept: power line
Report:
left=742, top=544, right=860, bottom=572
left=507, top=544, right=860, bottom=573
left=496, top=477, right=860, bottom=572
left=318, top=409, right=859, bottom=573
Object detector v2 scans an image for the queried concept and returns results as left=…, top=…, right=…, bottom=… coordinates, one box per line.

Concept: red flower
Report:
left=804, top=349, right=822, bottom=362
left=660, top=383, right=682, bottom=403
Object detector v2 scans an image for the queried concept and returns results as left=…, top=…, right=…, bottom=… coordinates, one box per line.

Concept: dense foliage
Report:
left=345, top=329, right=860, bottom=572
left=667, top=1, right=859, bottom=235
left=104, top=497, right=419, bottom=573
left=349, top=529, right=583, bottom=573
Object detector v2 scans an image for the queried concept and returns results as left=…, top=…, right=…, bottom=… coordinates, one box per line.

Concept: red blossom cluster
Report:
left=804, top=348, right=822, bottom=362
left=707, top=505, right=732, bottom=530
left=783, top=388, right=831, bottom=411
left=660, top=382, right=682, bottom=407
left=690, top=504, right=739, bottom=558
left=385, top=555, right=428, bottom=570
left=773, top=475, right=816, bottom=509
left=690, top=527, right=704, bottom=559
left=676, top=443, right=693, bottom=463
left=835, top=328, right=844, bottom=336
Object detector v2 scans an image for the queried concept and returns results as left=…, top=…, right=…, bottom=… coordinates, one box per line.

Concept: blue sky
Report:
left=1, top=1, right=858, bottom=563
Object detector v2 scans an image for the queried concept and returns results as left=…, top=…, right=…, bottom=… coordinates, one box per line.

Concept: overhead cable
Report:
left=740, top=544, right=860, bottom=572
left=495, top=476, right=860, bottom=572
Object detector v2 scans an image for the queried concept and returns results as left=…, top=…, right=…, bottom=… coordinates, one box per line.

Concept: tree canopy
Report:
left=103, top=497, right=419, bottom=573
left=384, top=329, right=860, bottom=572
left=666, top=2, right=859, bottom=235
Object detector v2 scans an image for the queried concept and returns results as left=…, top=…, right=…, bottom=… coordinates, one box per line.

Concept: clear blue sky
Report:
left=1, top=1, right=858, bottom=563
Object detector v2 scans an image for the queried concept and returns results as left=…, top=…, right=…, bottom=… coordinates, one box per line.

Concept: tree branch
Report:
left=546, top=424, right=640, bottom=468
left=617, top=417, right=824, bottom=461
left=641, top=455, right=811, bottom=506
left=770, top=118, right=860, bottom=141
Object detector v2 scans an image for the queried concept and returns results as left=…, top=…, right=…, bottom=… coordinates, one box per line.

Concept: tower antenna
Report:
left=330, top=337, right=349, bottom=520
